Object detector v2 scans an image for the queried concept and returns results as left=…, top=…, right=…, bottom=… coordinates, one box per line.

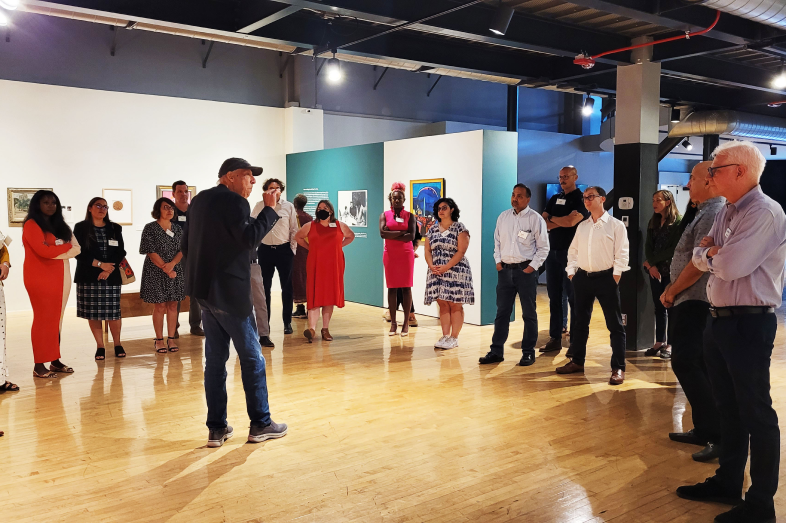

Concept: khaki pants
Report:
left=250, top=262, right=270, bottom=337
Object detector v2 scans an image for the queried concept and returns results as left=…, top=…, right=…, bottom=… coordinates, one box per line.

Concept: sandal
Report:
left=167, top=336, right=179, bottom=353
left=95, top=348, right=106, bottom=361
left=155, top=338, right=167, bottom=354
left=389, top=321, right=398, bottom=337
left=400, top=325, right=409, bottom=338
left=49, top=363, right=74, bottom=374
left=114, top=345, right=126, bottom=358
left=0, top=381, right=19, bottom=392
left=33, top=370, right=57, bottom=379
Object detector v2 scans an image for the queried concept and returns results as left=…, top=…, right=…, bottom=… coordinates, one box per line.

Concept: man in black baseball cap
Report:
left=183, top=157, right=287, bottom=448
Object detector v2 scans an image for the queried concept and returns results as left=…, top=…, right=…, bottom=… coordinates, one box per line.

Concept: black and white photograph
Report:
left=337, top=189, right=367, bottom=227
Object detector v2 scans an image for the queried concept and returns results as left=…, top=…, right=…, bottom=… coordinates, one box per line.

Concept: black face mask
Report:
left=316, top=209, right=330, bottom=221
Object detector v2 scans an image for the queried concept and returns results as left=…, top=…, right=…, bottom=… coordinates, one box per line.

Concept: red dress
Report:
left=22, top=221, right=73, bottom=364
left=383, top=209, right=415, bottom=288
left=306, top=221, right=345, bottom=309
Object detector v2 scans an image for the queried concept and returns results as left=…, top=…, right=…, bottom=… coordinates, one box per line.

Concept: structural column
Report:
left=703, top=134, right=719, bottom=160
left=507, top=85, right=519, bottom=132
left=613, top=60, right=661, bottom=350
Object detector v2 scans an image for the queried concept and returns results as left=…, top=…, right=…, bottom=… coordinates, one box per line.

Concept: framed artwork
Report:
left=102, top=188, right=133, bottom=225
left=410, top=178, right=445, bottom=230
left=157, top=185, right=197, bottom=203
left=337, top=190, right=367, bottom=227
left=7, top=188, right=52, bottom=227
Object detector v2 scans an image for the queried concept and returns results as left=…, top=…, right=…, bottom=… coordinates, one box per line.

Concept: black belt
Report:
left=501, top=261, right=531, bottom=270
left=709, top=306, right=774, bottom=318
left=577, top=268, right=613, bottom=278
left=262, top=243, right=288, bottom=249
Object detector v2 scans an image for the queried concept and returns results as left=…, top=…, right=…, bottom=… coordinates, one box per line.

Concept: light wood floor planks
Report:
left=1, top=287, right=784, bottom=522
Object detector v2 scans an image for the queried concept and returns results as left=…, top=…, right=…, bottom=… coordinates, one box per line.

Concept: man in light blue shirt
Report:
left=480, top=184, right=549, bottom=366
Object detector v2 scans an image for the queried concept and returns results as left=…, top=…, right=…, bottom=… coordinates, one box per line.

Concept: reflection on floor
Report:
left=1, top=287, right=783, bottom=522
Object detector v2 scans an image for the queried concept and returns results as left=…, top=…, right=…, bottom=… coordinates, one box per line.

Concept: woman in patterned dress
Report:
left=424, top=197, right=474, bottom=350
left=139, top=198, right=185, bottom=354
left=74, top=197, right=127, bottom=361
left=0, top=237, right=17, bottom=393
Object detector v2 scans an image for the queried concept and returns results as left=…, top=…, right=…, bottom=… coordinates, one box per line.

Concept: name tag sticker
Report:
left=395, top=217, right=404, bottom=223
left=178, top=216, right=186, bottom=222
left=441, top=229, right=451, bottom=237
left=518, top=231, right=529, bottom=240
left=55, top=239, right=64, bottom=246
left=556, top=198, right=566, bottom=205
left=166, top=229, right=175, bottom=237
left=329, top=223, right=337, bottom=228
left=724, top=227, right=731, bottom=239
left=108, top=240, right=119, bottom=247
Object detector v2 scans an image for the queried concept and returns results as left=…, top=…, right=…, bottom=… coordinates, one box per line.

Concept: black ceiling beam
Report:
left=237, top=6, right=301, bottom=34
left=661, top=56, right=784, bottom=94
left=651, top=37, right=740, bottom=62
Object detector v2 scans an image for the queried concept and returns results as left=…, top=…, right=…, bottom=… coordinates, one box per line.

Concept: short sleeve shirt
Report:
left=544, top=188, right=589, bottom=250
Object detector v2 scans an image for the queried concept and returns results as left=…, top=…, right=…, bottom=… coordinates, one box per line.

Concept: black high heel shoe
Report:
left=155, top=338, right=167, bottom=354
left=95, top=348, right=106, bottom=361
left=114, top=345, right=126, bottom=358
left=167, top=336, right=179, bottom=353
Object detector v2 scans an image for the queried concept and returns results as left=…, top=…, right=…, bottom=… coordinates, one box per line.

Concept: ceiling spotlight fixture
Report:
left=325, top=53, right=343, bottom=84
left=0, top=10, right=7, bottom=26
left=670, top=106, right=680, bottom=123
left=489, top=1, right=514, bottom=36
left=773, top=60, right=786, bottom=90
left=771, top=145, right=778, bottom=156
left=0, top=0, right=18, bottom=11
left=582, top=96, right=595, bottom=117
left=682, top=138, right=693, bottom=151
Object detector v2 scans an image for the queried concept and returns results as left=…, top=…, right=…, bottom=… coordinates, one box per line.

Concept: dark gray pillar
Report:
left=703, top=134, right=719, bottom=160
left=507, top=85, right=519, bottom=132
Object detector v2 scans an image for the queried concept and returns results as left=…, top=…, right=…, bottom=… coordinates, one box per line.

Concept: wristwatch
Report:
left=97, top=261, right=103, bottom=268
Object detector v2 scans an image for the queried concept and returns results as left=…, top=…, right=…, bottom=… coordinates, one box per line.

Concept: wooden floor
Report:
left=2, top=287, right=786, bottom=522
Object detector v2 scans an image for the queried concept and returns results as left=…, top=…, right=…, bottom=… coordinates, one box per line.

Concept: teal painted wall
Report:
left=481, top=131, right=520, bottom=325
left=286, top=143, right=385, bottom=308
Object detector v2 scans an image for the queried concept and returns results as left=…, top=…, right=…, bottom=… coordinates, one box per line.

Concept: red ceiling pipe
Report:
left=574, top=10, right=721, bottom=69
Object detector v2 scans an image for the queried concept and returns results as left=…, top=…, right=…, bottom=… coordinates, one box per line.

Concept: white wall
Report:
left=0, top=79, right=287, bottom=312
left=384, top=131, right=485, bottom=325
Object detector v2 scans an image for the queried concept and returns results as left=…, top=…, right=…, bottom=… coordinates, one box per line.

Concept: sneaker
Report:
left=434, top=335, right=450, bottom=349
left=207, top=425, right=234, bottom=448
left=248, top=421, right=288, bottom=443
left=444, top=337, right=458, bottom=349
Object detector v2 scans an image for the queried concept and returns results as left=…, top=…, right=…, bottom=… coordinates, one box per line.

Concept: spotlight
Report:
left=325, top=55, right=343, bottom=84
left=774, top=60, right=786, bottom=89
left=682, top=138, right=693, bottom=151
left=670, top=107, right=680, bottom=123
left=0, top=0, right=18, bottom=10
left=771, top=145, right=778, bottom=155
left=582, top=96, right=595, bottom=117
left=0, top=10, right=7, bottom=26
left=489, top=2, right=514, bottom=35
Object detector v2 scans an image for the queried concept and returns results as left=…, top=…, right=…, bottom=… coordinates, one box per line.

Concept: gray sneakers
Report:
left=248, top=421, right=288, bottom=443
left=207, top=425, right=234, bottom=448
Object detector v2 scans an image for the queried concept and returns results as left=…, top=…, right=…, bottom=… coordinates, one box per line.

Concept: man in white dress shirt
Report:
left=557, top=186, right=630, bottom=385
left=251, top=178, right=299, bottom=336
left=480, top=184, right=549, bottom=367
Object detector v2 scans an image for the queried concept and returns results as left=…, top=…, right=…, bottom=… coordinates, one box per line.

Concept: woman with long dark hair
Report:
left=643, top=189, right=682, bottom=357
left=22, top=190, right=80, bottom=378
left=73, top=197, right=127, bottom=360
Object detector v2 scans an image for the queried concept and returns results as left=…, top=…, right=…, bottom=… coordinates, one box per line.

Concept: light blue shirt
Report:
left=692, top=185, right=786, bottom=307
left=493, top=206, right=549, bottom=270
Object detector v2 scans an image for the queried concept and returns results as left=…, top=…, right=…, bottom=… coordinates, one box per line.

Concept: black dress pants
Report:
left=490, top=267, right=538, bottom=358
left=648, top=272, right=671, bottom=343
left=668, top=301, right=720, bottom=442
left=545, top=249, right=574, bottom=339
left=569, top=270, right=626, bottom=371
left=258, top=243, right=294, bottom=325
left=704, top=313, right=779, bottom=509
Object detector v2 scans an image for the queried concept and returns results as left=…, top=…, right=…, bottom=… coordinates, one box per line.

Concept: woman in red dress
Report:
left=379, top=182, right=417, bottom=337
left=22, top=191, right=81, bottom=378
left=294, top=200, right=355, bottom=343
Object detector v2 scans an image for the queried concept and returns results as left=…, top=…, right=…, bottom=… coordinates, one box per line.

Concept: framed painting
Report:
left=102, top=188, right=133, bottom=225
left=410, top=178, right=445, bottom=230
left=7, top=188, right=52, bottom=227
left=157, top=185, right=197, bottom=203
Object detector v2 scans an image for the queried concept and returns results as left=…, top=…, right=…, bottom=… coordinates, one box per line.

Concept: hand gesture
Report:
left=101, top=262, right=116, bottom=273
left=569, top=210, right=581, bottom=218
left=97, top=270, right=112, bottom=281
left=262, top=188, right=277, bottom=208
left=660, top=285, right=675, bottom=308
left=648, top=265, right=661, bottom=281
left=496, top=263, right=502, bottom=272
left=699, top=236, right=715, bottom=248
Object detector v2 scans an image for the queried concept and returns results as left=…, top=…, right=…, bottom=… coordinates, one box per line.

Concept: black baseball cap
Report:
left=218, top=157, right=263, bottom=178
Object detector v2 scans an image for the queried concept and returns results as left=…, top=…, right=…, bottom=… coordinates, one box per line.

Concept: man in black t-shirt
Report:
left=173, top=180, right=204, bottom=337
left=540, top=166, right=589, bottom=353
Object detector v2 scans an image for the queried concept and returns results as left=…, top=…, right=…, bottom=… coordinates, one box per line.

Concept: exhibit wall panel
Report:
left=286, top=143, right=385, bottom=308
left=384, top=131, right=485, bottom=325
left=481, top=131, right=519, bottom=325
left=0, top=79, right=286, bottom=312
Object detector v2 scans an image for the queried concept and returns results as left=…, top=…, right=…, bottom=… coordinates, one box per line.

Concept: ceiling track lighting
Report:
left=0, top=0, right=18, bottom=10
left=489, top=1, right=514, bottom=36
left=325, top=51, right=343, bottom=84
left=771, top=144, right=778, bottom=156
left=682, top=138, right=693, bottom=151
left=581, top=95, right=595, bottom=117
left=0, top=9, right=7, bottom=26
left=773, top=59, right=786, bottom=90
left=670, top=106, right=680, bottom=123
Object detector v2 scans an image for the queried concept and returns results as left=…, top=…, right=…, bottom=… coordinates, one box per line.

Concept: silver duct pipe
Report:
left=667, top=110, right=786, bottom=142
left=686, top=0, right=786, bottom=29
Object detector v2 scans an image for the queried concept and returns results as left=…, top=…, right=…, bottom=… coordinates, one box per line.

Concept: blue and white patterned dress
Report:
left=424, top=221, right=475, bottom=305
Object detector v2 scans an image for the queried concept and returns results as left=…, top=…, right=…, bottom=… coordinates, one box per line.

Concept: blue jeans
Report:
left=199, top=299, right=271, bottom=430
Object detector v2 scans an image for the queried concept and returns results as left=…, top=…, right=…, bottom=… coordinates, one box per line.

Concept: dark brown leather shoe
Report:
left=540, top=337, right=562, bottom=353
left=555, top=361, right=584, bottom=374
left=321, top=328, right=333, bottom=341
left=609, top=369, right=625, bottom=385
left=304, top=328, right=315, bottom=343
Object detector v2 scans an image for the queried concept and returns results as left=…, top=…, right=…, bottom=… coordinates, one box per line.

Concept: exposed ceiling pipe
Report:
left=685, top=0, right=786, bottom=29
left=667, top=110, right=786, bottom=141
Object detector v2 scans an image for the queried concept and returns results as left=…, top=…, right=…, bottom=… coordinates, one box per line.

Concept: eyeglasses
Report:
left=437, top=205, right=451, bottom=211
left=94, top=204, right=108, bottom=210
left=583, top=194, right=601, bottom=201
left=161, top=205, right=174, bottom=212
left=707, top=164, right=739, bottom=178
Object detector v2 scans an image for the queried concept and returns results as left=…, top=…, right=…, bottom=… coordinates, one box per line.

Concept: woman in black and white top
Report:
left=139, top=197, right=185, bottom=354
left=74, top=197, right=127, bottom=361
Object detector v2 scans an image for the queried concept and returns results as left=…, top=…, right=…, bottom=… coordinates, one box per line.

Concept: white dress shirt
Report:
left=493, top=206, right=550, bottom=270
left=566, top=211, right=630, bottom=276
left=251, top=198, right=298, bottom=253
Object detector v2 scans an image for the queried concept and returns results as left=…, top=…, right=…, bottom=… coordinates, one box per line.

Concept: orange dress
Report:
left=23, top=221, right=73, bottom=364
left=306, top=221, right=345, bottom=309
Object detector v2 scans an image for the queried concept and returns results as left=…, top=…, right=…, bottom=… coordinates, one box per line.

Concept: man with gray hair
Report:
left=677, top=141, right=786, bottom=523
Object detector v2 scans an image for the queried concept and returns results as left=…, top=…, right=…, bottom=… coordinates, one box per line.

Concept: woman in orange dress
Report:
left=294, top=200, right=354, bottom=343
left=22, top=190, right=80, bottom=378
